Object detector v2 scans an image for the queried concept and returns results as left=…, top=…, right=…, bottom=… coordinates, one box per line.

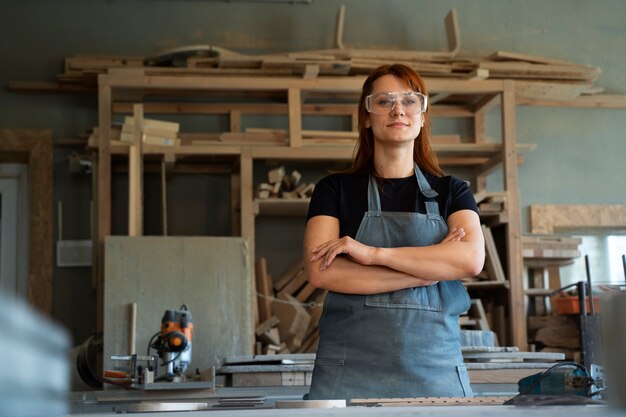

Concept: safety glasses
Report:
left=365, top=91, right=428, bottom=115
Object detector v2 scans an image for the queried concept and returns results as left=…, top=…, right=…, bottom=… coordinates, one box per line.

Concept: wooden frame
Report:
left=0, top=129, right=53, bottom=315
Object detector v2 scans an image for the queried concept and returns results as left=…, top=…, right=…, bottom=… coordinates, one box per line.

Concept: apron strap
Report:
left=413, top=163, right=441, bottom=220
left=367, top=164, right=441, bottom=220
left=367, top=175, right=382, bottom=213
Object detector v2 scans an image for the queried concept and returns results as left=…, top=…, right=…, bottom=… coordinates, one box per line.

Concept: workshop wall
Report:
left=1, top=0, right=625, bottom=345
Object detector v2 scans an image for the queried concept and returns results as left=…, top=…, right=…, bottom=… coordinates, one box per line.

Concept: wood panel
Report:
left=530, top=204, right=626, bottom=234
left=103, top=236, right=254, bottom=374
left=0, top=129, right=53, bottom=315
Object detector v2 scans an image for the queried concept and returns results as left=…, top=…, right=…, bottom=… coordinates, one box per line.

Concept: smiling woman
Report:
left=303, top=64, right=485, bottom=400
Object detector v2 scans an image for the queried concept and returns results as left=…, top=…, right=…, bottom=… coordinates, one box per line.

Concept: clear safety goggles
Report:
left=365, top=91, right=428, bottom=115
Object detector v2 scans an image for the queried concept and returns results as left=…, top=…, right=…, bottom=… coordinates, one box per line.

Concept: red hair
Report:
left=348, top=64, right=444, bottom=177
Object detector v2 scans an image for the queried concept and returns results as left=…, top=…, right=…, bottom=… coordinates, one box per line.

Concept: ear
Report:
left=365, top=115, right=371, bottom=129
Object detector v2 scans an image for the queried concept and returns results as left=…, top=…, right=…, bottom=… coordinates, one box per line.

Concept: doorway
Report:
left=0, top=164, right=28, bottom=300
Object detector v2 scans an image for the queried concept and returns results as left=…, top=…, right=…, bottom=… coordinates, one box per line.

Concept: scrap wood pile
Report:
left=9, top=7, right=606, bottom=102
left=254, top=257, right=326, bottom=355
left=256, top=166, right=314, bottom=200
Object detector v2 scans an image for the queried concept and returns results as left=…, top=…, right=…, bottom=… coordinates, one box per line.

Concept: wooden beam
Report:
left=288, top=88, right=303, bottom=147
left=128, top=104, right=143, bottom=236
left=0, top=129, right=53, bottom=316
left=518, top=94, right=626, bottom=109
left=502, top=81, right=526, bottom=350
left=97, top=76, right=112, bottom=333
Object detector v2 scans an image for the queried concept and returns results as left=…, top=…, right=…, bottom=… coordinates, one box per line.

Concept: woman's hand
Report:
left=440, top=227, right=465, bottom=244
left=310, top=236, right=375, bottom=271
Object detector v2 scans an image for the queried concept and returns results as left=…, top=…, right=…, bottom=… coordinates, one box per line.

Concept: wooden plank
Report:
left=351, top=397, right=511, bottom=406
left=128, top=104, right=143, bottom=236
left=487, top=50, right=577, bottom=67
left=0, top=129, right=53, bottom=315
left=530, top=204, right=626, bottom=234
left=295, top=282, right=316, bottom=303
left=277, top=270, right=308, bottom=299
left=502, top=81, right=526, bottom=350
left=255, top=258, right=273, bottom=324
left=462, top=351, right=564, bottom=361
left=274, top=260, right=305, bottom=292
left=288, top=88, right=302, bottom=147
left=97, top=76, right=112, bottom=333
left=467, top=367, right=548, bottom=384
left=479, top=61, right=600, bottom=81
left=515, top=80, right=592, bottom=101
left=518, top=94, right=626, bottom=109
left=481, top=225, right=506, bottom=282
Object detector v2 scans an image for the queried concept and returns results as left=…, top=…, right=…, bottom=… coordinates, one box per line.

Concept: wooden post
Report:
left=128, top=104, right=143, bottom=236
left=97, top=76, right=112, bottom=334
left=502, top=80, right=527, bottom=350
left=230, top=110, right=241, bottom=133
left=239, top=148, right=257, bottom=337
left=288, top=88, right=302, bottom=147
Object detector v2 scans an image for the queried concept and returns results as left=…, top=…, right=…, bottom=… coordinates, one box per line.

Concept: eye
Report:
left=375, top=98, right=394, bottom=107
left=401, top=98, right=417, bottom=106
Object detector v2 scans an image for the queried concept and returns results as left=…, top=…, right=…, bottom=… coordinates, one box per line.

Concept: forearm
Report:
left=305, top=256, right=433, bottom=295
left=373, top=240, right=484, bottom=281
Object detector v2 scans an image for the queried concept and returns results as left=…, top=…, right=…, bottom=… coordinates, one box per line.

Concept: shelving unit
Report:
left=94, top=69, right=528, bottom=349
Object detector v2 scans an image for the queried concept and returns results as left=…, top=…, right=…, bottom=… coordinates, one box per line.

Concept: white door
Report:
left=0, top=164, right=28, bottom=300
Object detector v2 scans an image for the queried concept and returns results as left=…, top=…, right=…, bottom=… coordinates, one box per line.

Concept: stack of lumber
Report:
left=254, top=258, right=325, bottom=356
left=218, top=353, right=315, bottom=388
left=12, top=47, right=603, bottom=102
left=474, top=191, right=507, bottom=220
left=256, top=166, right=314, bottom=200
left=8, top=4, right=608, bottom=104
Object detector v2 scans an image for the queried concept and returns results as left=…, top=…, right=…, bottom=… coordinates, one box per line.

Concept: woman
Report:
left=304, top=64, right=485, bottom=400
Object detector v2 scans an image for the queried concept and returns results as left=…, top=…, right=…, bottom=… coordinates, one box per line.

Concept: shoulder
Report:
left=423, top=172, right=468, bottom=193
left=424, top=172, right=477, bottom=214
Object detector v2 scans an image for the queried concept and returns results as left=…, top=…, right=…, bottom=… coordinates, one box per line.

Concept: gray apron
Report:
left=308, top=163, right=472, bottom=400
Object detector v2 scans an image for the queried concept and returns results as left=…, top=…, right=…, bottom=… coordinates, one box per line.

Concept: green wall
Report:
left=1, top=0, right=625, bottom=344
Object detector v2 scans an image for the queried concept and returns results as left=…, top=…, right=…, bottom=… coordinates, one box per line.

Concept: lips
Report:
left=387, top=122, right=409, bottom=127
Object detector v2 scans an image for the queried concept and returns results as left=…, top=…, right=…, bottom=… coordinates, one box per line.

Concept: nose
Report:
left=390, top=101, right=405, bottom=116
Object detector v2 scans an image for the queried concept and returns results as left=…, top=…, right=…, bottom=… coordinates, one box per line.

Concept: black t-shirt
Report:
left=306, top=171, right=478, bottom=239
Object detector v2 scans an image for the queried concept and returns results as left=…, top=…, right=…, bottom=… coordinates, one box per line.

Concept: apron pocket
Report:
left=365, top=285, right=442, bottom=311
left=455, top=365, right=473, bottom=397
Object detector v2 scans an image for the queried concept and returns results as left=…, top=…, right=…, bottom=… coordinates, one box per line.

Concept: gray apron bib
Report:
left=308, top=163, right=472, bottom=400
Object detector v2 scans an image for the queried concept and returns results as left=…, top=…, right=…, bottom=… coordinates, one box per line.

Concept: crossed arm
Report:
left=303, top=209, right=485, bottom=295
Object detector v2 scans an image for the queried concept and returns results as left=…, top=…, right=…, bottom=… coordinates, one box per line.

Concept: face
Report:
left=365, top=74, right=424, bottom=146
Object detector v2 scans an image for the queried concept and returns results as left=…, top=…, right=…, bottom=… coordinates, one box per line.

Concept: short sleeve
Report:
left=449, top=176, right=478, bottom=215
left=306, top=175, right=340, bottom=222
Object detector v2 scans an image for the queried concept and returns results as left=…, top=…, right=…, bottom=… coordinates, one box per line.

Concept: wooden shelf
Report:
left=254, top=198, right=310, bottom=217
left=91, top=138, right=534, bottom=168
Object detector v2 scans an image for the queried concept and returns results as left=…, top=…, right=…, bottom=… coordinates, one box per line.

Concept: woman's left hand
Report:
left=310, top=236, right=375, bottom=271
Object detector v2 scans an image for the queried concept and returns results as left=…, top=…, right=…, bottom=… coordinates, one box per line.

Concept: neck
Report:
left=373, top=142, right=414, bottom=178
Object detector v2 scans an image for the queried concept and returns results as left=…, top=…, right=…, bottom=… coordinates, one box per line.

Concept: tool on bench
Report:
left=149, top=304, right=194, bottom=381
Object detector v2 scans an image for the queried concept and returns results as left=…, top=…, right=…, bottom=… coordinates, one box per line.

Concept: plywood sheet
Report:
left=530, top=204, right=626, bottom=234
left=104, top=236, right=254, bottom=375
